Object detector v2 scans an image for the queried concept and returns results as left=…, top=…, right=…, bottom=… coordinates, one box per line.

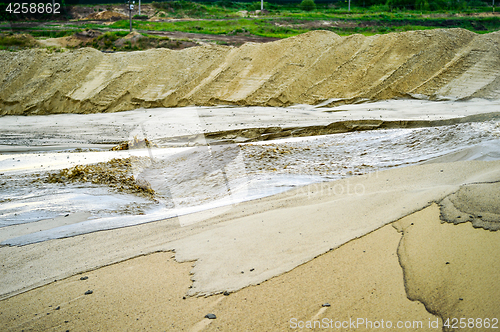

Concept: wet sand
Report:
left=0, top=217, right=433, bottom=331
left=2, top=203, right=498, bottom=331
left=0, top=161, right=499, bottom=331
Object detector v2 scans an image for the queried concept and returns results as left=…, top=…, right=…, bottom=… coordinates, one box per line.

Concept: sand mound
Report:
left=37, top=30, right=103, bottom=48
left=85, top=10, right=128, bottom=21
left=1, top=29, right=500, bottom=115
left=114, top=31, right=145, bottom=47
left=439, top=182, right=500, bottom=230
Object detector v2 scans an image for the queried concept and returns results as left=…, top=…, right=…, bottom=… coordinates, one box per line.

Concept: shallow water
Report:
left=1, top=100, right=500, bottom=246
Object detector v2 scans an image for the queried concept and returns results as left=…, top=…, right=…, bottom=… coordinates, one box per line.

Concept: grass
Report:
left=106, top=12, right=500, bottom=38
left=110, top=18, right=308, bottom=38
left=1, top=1, right=499, bottom=51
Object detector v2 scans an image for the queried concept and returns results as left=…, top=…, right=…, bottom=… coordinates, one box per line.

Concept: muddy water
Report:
left=1, top=100, right=500, bottom=245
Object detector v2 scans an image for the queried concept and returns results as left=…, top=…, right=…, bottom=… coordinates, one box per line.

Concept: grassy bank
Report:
left=107, top=14, right=500, bottom=38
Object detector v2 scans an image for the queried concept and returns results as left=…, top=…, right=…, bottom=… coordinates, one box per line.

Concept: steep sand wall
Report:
left=1, top=28, right=500, bottom=115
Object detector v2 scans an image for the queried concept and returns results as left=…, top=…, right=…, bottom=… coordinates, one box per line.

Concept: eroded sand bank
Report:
left=2, top=29, right=500, bottom=115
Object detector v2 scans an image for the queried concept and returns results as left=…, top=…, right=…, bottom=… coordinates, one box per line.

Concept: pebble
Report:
left=223, top=291, right=230, bottom=296
left=322, top=303, right=331, bottom=307
left=84, top=290, right=93, bottom=295
left=80, top=276, right=88, bottom=281
left=205, top=313, right=216, bottom=319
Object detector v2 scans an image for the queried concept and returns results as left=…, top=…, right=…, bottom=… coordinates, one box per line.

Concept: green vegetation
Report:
left=300, top=0, right=317, bottom=11
left=1, top=0, right=499, bottom=52
left=144, top=0, right=497, bottom=16
left=106, top=12, right=500, bottom=38
left=0, top=33, right=37, bottom=50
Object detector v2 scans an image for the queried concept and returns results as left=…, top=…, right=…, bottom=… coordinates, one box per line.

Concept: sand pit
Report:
left=1, top=29, right=500, bottom=115
left=1, top=27, right=499, bottom=330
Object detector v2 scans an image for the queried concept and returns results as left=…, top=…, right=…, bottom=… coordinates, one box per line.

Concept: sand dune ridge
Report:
left=1, top=29, right=500, bottom=115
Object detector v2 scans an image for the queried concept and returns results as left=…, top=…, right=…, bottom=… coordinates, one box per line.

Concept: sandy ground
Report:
left=0, top=215, right=434, bottom=331
left=0, top=161, right=499, bottom=331
left=2, top=29, right=500, bottom=115
left=1, top=203, right=498, bottom=331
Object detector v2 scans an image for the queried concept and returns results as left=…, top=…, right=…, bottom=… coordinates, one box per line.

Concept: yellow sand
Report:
left=0, top=222, right=434, bottom=331
left=395, top=204, right=500, bottom=326
left=2, top=203, right=498, bottom=331
left=1, top=29, right=500, bottom=115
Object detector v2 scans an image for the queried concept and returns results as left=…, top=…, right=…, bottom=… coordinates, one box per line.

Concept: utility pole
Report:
left=261, top=0, right=263, bottom=11
left=127, top=0, right=134, bottom=32
left=139, top=0, right=141, bottom=15
left=348, top=0, right=351, bottom=11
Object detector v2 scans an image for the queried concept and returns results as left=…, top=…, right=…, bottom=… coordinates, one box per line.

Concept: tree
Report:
left=300, top=0, right=316, bottom=11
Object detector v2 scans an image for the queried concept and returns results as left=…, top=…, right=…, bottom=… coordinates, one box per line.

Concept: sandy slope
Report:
left=1, top=29, right=500, bottom=115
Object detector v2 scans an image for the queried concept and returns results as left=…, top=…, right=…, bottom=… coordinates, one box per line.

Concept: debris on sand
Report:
left=43, top=157, right=156, bottom=200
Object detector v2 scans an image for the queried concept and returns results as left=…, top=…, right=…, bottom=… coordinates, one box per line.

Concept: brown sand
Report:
left=0, top=223, right=434, bottom=331
left=1, top=29, right=500, bottom=115
left=439, top=182, right=500, bottom=230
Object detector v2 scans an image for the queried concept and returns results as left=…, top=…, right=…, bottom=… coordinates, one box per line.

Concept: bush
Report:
left=369, top=4, right=390, bottom=11
left=300, top=0, right=316, bottom=11
left=216, top=0, right=234, bottom=8
left=133, top=14, right=149, bottom=19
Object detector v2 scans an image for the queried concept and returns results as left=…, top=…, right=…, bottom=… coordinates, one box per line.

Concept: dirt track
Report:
left=1, top=28, right=500, bottom=115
